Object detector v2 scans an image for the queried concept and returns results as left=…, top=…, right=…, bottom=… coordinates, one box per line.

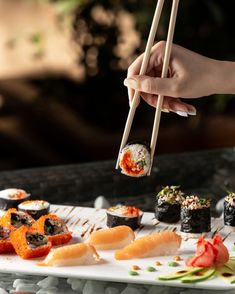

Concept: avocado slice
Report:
left=217, top=266, right=235, bottom=284
left=158, top=267, right=203, bottom=281
left=181, top=268, right=216, bottom=283
left=225, top=259, right=235, bottom=272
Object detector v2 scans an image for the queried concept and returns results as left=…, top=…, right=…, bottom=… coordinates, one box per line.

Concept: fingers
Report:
left=126, top=41, right=167, bottom=103
left=127, top=41, right=166, bottom=79
left=124, top=75, right=179, bottom=98
left=127, top=52, right=145, bottom=78
left=140, top=93, right=196, bottom=117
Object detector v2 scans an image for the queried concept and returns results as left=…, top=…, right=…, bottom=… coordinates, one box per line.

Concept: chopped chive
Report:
left=129, top=270, right=139, bottom=276
left=146, top=266, right=156, bottom=272
left=168, top=261, right=179, bottom=267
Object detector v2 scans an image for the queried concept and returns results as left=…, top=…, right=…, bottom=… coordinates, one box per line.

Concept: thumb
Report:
left=124, top=75, right=178, bottom=98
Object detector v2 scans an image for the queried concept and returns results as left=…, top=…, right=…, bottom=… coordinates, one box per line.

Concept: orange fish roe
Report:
left=173, top=255, right=182, bottom=261
left=155, top=261, right=162, bottom=266
left=125, top=206, right=140, bottom=217
left=131, top=265, right=141, bottom=271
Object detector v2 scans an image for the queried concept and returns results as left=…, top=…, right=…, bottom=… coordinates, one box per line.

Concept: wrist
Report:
left=212, top=60, right=235, bottom=95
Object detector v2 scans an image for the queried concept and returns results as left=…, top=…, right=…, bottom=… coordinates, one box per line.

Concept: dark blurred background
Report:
left=0, top=0, right=235, bottom=170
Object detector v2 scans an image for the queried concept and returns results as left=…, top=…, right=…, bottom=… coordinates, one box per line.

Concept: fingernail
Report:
left=124, top=78, right=139, bottom=89
left=188, top=111, right=197, bottom=116
left=176, top=111, right=188, bottom=117
left=162, top=108, right=170, bottom=113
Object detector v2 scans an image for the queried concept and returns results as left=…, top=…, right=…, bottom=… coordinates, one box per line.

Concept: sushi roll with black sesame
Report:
left=18, top=200, right=50, bottom=220
left=155, top=185, right=184, bottom=223
left=0, top=208, right=35, bottom=230
left=181, top=195, right=211, bottom=235
left=32, top=214, right=72, bottom=246
left=224, top=192, right=235, bottom=226
left=106, top=205, right=143, bottom=230
left=0, top=189, right=30, bottom=211
left=0, top=225, right=14, bottom=253
left=119, top=143, right=151, bottom=177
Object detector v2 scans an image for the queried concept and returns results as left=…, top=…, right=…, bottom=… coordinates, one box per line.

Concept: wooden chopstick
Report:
left=147, top=0, right=180, bottom=176
left=115, top=0, right=165, bottom=169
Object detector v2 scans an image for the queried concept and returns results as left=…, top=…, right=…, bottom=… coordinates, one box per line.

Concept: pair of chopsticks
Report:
left=115, top=0, right=180, bottom=176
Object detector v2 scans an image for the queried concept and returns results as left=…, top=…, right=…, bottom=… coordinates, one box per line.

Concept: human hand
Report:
left=124, top=42, right=227, bottom=116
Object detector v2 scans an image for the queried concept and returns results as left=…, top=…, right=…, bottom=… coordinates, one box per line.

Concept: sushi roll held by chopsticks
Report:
left=10, top=225, right=52, bottom=259
left=180, top=195, right=211, bottom=236
left=224, top=192, right=235, bottom=227
left=155, top=185, right=185, bottom=223
left=0, top=189, right=30, bottom=211
left=32, top=214, right=72, bottom=246
left=119, top=143, right=151, bottom=177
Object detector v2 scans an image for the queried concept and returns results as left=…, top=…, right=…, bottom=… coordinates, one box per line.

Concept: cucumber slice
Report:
left=217, top=266, right=235, bottom=284
left=225, top=259, right=235, bottom=271
left=158, top=267, right=203, bottom=281
left=181, top=268, right=216, bottom=283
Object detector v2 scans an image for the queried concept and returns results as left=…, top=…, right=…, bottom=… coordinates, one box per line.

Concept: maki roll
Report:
left=0, top=208, right=35, bottom=230
left=18, top=200, right=50, bottom=220
left=0, top=225, right=14, bottom=253
left=119, top=143, right=151, bottom=177
left=0, top=189, right=30, bottom=210
left=106, top=205, right=143, bottom=230
left=32, top=214, right=72, bottom=246
left=181, top=195, right=211, bottom=234
left=224, top=192, right=235, bottom=226
left=10, top=225, right=52, bottom=259
left=155, top=185, right=184, bottom=223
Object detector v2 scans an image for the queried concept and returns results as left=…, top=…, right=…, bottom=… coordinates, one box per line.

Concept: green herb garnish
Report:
left=199, top=198, right=209, bottom=205
left=168, top=261, right=179, bottom=267
left=129, top=270, right=139, bottom=276
left=158, top=185, right=181, bottom=196
left=146, top=266, right=156, bottom=272
left=136, top=159, right=146, bottom=169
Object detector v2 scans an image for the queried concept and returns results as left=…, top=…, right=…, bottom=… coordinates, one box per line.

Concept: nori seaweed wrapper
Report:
left=224, top=200, right=235, bottom=226
left=180, top=207, right=211, bottom=233
left=155, top=196, right=181, bottom=223
left=106, top=211, right=142, bottom=230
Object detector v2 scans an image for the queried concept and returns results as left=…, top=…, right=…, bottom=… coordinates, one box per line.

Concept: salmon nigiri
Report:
left=115, top=231, right=181, bottom=260
left=88, top=225, right=135, bottom=250
left=38, top=243, right=100, bottom=267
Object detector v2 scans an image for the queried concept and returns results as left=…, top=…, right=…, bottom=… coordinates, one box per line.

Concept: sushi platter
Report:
left=1, top=203, right=235, bottom=291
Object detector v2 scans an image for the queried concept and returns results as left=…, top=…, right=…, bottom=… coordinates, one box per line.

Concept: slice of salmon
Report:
left=38, top=243, right=100, bottom=267
left=115, top=231, right=181, bottom=260
left=88, top=225, right=135, bottom=250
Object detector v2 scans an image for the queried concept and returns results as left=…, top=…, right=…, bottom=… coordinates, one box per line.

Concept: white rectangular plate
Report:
left=0, top=204, right=235, bottom=290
